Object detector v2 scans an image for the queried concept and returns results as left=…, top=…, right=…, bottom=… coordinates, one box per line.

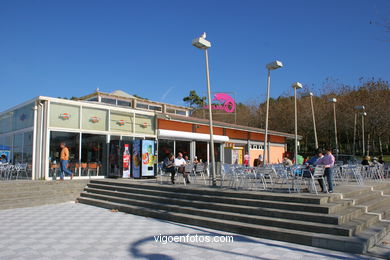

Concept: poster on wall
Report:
left=132, top=140, right=141, bottom=178
left=122, top=144, right=131, bottom=178
left=142, top=140, right=155, bottom=177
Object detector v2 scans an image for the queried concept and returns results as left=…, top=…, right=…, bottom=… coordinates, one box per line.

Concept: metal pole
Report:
left=294, top=87, right=298, bottom=164
left=204, top=49, right=216, bottom=186
left=263, top=69, right=271, bottom=166
left=333, top=103, right=338, bottom=159
left=353, top=112, right=357, bottom=155
left=362, top=113, right=365, bottom=156
left=310, top=95, right=318, bottom=149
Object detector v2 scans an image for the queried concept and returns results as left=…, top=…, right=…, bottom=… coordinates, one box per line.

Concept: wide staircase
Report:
left=77, top=179, right=390, bottom=256
left=0, top=180, right=89, bottom=210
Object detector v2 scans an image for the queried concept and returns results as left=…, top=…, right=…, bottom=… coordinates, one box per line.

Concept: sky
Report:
left=0, top=0, right=389, bottom=111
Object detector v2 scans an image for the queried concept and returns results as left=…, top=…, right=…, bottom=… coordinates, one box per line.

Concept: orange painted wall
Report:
left=269, top=146, right=285, bottom=164
left=250, top=133, right=265, bottom=141
left=195, top=124, right=223, bottom=135
left=158, top=119, right=193, bottom=132
left=270, top=135, right=285, bottom=144
left=225, top=128, right=248, bottom=140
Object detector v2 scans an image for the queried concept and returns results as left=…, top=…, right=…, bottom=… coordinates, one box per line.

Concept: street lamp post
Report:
left=353, top=105, right=365, bottom=155
left=263, top=61, right=283, bottom=166
left=308, top=92, right=318, bottom=149
left=328, top=98, right=338, bottom=159
left=361, top=111, right=367, bottom=156
left=292, top=82, right=302, bottom=164
left=192, top=32, right=217, bottom=186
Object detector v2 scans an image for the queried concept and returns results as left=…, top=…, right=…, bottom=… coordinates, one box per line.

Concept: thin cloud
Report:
left=160, top=86, right=174, bottom=102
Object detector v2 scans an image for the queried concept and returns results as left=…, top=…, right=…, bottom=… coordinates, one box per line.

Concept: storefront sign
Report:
left=59, top=113, right=71, bottom=120
left=204, top=93, right=236, bottom=113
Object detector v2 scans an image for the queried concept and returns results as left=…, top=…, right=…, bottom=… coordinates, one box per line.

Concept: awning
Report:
left=157, top=129, right=229, bottom=143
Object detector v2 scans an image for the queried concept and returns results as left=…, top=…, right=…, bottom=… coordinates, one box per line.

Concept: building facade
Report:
left=0, top=90, right=298, bottom=180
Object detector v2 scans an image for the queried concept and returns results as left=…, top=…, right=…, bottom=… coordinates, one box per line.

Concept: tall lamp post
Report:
left=263, top=60, right=283, bottom=165
left=328, top=98, right=338, bottom=159
left=353, top=105, right=365, bottom=155
left=192, top=32, right=217, bottom=186
left=361, top=111, right=367, bottom=156
left=292, top=82, right=302, bottom=164
left=304, top=92, right=319, bottom=150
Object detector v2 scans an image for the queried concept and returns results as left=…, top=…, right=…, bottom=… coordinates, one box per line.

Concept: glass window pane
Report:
left=166, top=108, right=175, bottom=114
left=158, top=139, right=174, bottom=162
left=81, top=134, right=107, bottom=176
left=49, top=131, right=80, bottom=178
left=195, top=141, right=207, bottom=163
left=23, top=131, right=33, bottom=165
left=175, top=140, right=190, bottom=159
left=136, top=103, right=149, bottom=109
left=149, top=105, right=162, bottom=112
left=13, top=103, right=34, bottom=131
left=176, top=110, right=186, bottom=116
left=0, top=114, right=12, bottom=134
left=101, top=98, right=116, bottom=105
left=117, top=100, right=132, bottom=107
left=82, top=107, right=108, bottom=131
left=88, top=97, right=98, bottom=102
left=13, top=133, right=23, bottom=163
left=50, top=103, right=80, bottom=129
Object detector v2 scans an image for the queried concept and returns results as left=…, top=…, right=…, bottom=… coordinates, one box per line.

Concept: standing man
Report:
left=315, top=147, right=335, bottom=193
left=60, top=142, right=73, bottom=180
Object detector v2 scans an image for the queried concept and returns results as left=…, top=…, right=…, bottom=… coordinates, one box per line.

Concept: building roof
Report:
left=78, top=89, right=191, bottom=110
left=157, top=113, right=301, bottom=140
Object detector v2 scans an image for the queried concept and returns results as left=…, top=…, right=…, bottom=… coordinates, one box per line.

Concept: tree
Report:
left=183, top=90, right=206, bottom=108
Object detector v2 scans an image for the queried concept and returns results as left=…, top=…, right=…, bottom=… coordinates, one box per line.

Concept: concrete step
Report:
left=343, top=190, right=384, bottom=205
left=85, top=183, right=351, bottom=214
left=84, top=185, right=342, bottom=214
left=0, top=180, right=89, bottom=192
left=356, top=196, right=390, bottom=212
left=90, top=180, right=329, bottom=205
left=77, top=196, right=390, bottom=254
left=80, top=191, right=381, bottom=237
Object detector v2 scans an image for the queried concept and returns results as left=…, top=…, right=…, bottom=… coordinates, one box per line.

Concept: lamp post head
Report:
left=354, top=105, right=365, bottom=111
left=361, top=112, right=367, bottom=116
left=328, top=98, right=337, bottom=103
left=292, top=82, right=303, bottom=89
left=266, top=60, right=283, bottom=70
left=192, top=32, right=211, bottom=49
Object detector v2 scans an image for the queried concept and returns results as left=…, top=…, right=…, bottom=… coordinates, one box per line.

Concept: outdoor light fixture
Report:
left=192, top=32, right=217, bottom=186
left=192, top=32, right=211, bottom=49
left=292, top=82, right=302, bottom=164
left=328, top=98, right=337, bottom=103
left=263, top=60, right=283, bottom=165
left=266, top=60, right=283, bottom=70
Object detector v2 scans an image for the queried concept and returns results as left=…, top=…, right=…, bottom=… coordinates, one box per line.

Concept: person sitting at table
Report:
left=282, top=157, right=293, bottom=166
left=193, top=156, right=199, bottom=164
left=163, top=154, right=176, bottom=184
left=175, top=152, right=190, bottom=184
left=184, top=155, right=190, bottom=164
left=306, top=150, right=323, bottom=166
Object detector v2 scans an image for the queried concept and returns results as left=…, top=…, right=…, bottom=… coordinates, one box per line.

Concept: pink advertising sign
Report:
left=204, top=93, right=236, bottom=113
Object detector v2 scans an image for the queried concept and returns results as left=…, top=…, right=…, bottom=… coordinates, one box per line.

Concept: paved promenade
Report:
left=0, top=202, right=381, bottom=260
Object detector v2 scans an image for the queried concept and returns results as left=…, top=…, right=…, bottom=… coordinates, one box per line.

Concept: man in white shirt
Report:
left=174, top=153, right=190, bottom=184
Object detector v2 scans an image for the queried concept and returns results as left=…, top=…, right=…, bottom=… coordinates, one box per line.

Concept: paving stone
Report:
left=0, top=202, right=382, bottom=259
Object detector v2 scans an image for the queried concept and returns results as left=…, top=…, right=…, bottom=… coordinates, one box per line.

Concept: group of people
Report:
left=163, top=152, right=201, bottom=184
left=282, top=148, right=335, bottom=193
left=361, top=156, right=385, bottom=166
